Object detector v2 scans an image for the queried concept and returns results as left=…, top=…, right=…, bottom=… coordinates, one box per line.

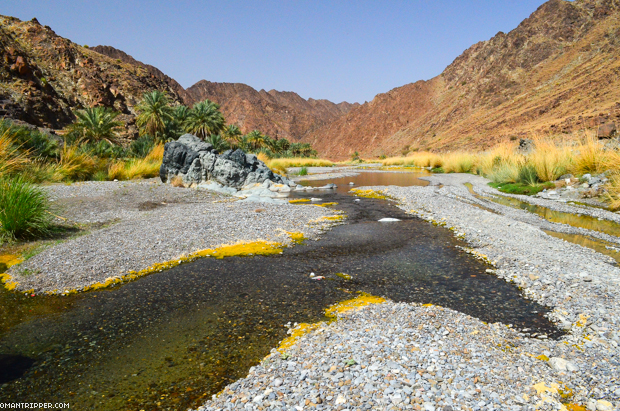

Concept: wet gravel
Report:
left=5, top=180, right=337, bottom=293
left=197, top=173, right=620, bottom=411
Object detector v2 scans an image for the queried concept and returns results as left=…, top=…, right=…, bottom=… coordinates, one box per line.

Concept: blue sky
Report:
left=1, top=0, right=548, bottom=103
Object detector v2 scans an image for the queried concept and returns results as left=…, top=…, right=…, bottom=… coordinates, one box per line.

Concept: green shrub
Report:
left=129, top=135, right=156, bottom=158
left=0, top=176, right=54, bottom=240
left=298, top=166, right=308, bottom=176
left=517, top=163, right=539, bottom=186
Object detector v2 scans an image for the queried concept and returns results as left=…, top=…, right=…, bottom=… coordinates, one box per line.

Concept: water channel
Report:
left=464, top=183, right=620, bottom=264
left=0, top=172, right=560, bottom=410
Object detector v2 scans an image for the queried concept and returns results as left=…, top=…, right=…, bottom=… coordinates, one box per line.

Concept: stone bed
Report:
left=198, top=173, right=619, bottom=411
left=3, top=179, right=339, bottom=294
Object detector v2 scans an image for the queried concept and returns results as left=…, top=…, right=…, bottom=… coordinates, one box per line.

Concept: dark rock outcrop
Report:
left=160, top=134, right=284, bottom=188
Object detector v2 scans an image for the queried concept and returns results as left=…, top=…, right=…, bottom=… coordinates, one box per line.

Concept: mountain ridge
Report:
left=185, top=80, right=358, bottom=141
left=302, top=0, right=620, bottom=159
left=0, top=16, right=354, bottom=142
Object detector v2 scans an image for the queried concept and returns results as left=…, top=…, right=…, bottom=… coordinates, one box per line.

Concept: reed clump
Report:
left=381, top=132, right=620, bottom=204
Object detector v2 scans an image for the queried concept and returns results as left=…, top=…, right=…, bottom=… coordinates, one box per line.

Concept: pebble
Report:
left=6, top=179, right=340, bottom=293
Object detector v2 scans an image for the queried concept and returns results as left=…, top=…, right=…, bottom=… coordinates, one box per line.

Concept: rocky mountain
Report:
left=90, top=45, right=193, bottom=105
left=186, top=80, right=358, bottom=140
left=0, top=15, right=187, bottom=138
left=0, top=15, right=354, bottom=142
left=304, top=0, right=620, bottom=159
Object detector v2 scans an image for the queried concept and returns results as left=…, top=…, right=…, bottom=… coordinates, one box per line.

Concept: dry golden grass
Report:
left=571, top=134, right=608, bottom=176
left=267, top=158, right=333, bottom=168
left=106, top=144, right=162, bottom=180
left=528, top=136, right=573, bottom=182
left=257, top=152, right=270, bottom=163
left=170, top=175, right=185, bottom=187
left=52, top=144, right=97, bottom=181
left=381, top=151, right=442, bottom=168
left=264, top=157, right=333, bottom=175
left=0, top=129, right=29, bottom=177
left=441, top=152, right=476, bottom=173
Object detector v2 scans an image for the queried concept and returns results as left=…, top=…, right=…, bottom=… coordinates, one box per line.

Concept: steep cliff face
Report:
left=186, top=80, right=358, bottom=140
left=0, top=15, right=186, bottom=139
left=304, top=0, right=620, bottom=159
left=90, top=45, right=193, bottom=105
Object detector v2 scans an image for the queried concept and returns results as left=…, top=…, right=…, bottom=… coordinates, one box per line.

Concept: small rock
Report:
left=548, top=357, right=579, bottom=372
left=596, top=400, right=613, bottom=411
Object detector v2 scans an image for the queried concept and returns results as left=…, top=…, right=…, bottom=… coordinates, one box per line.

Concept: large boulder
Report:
left=598, top=122, right=617, bottom=139
left=159, top=134, right=284, bottom=188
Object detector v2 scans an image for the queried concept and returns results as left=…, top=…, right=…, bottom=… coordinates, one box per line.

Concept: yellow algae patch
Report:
left=335, top=272, right=352, bottom=280
left=575, top=313, right=589, bottom=328
left=46, top=241, right=285, bottom=295
left=0, top=273, right=18, bottom=291
left=313, top=202, right=339, bottom=208
left=0, top=254, right=24, bottom=291
left=422, top=303, right=434, bottom=307
left=537, top=354, right=550, bottom=361
left=276, top=293, right=386, bottom=353
left=287, top=232, right=306, bottom=245
left=313, top=215, right=346, bottom=223
left=0, top=254, right=23, bottom=267
left=277, top=322, right=322, bottom=353
left=565, top=405, right=586, bottom=411
left=350, top=188, right=389, bottom=200
left=325, top=293, right=386, bottom=318
left=532, top=381, right=561, bottom=396
left=288, top=198, right=311, bottom=204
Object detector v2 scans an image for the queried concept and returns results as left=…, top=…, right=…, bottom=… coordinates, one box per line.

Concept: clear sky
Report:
left=1, top=0, right=548, bottom=103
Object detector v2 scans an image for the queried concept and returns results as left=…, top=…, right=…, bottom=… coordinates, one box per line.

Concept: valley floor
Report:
left=198, top=173, right=620, bottom=411
left=2, top=179, right=337, bottom=294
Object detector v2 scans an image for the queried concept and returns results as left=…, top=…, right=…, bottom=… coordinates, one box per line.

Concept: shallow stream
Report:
left=464, top=183, right=620, bottom=264
left=0, top=172, right=560, bottom=410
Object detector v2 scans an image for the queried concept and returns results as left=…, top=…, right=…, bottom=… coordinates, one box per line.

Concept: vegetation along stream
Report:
left=0, top=172, right=560, bottom=411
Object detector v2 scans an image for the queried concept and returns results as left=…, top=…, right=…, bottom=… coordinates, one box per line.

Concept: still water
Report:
left=0, top=172, right=559, bottom=410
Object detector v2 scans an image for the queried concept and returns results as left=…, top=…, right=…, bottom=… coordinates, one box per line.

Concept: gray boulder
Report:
left=159, top=134, right=284, bottom=188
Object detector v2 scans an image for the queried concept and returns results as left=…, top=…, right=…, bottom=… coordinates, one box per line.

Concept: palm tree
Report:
left=276, top=138, right=290, bottom=154
left=263, top=135, right=279, bottom=152
left=206, top=134, right=230, bottom=152
left=185, top=99, right=225, bottom=139
left=289, top=142, right=316, bottom=157
left=238, top=135, right=252, bottom=152
left=246, top=130, right=266, bottom=151
left=66, top=106, right=123, bottom=145
left=135, top=91, right=174, bottom=140
left=173, top=105, right=190, bottom=124
left=222, top=124, right=242, bottom=148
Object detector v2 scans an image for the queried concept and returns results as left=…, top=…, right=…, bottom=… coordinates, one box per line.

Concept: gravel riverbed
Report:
left=198, top=173, right=619, bottom=411
left=4, top=179, right=338, bottom=293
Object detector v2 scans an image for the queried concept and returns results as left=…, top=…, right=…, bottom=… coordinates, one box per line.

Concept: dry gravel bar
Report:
left=197, top=173, right=620, bottom=411
left=4, top=179, right=338, bottom=293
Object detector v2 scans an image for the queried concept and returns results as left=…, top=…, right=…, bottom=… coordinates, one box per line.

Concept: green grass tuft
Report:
left=0, top=176, right=54, bottom=240
left=489, top=182, right=554, bottom=196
